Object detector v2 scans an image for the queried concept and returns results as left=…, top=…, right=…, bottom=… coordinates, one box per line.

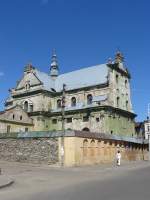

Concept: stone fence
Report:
left=0, top=132, right=59, bottom=165
left=0, top=130, right=148, bottom=166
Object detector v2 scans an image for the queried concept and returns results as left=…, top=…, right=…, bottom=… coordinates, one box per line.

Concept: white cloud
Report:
left=41, top=0, right=49, bottom=5
left=0, top=72, right=4, bottom=76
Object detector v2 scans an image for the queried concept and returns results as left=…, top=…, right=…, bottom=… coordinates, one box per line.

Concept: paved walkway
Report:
left=0, top=160, right=149, bottom=190
left=0, top=160, right=150, bottom=200
left=0, top=175, right=14, bottom=189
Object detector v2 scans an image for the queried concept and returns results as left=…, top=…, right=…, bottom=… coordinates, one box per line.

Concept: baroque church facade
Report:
left=0, top=51, right=136, bottom=137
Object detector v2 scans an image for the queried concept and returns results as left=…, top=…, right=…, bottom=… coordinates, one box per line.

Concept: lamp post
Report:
left=60, top=84, right=66, bottom=166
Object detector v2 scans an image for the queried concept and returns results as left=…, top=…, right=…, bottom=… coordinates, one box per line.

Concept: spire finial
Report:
left=50, top=49, right=59, bottom=78
left=115, top=50, right=124, bottom=63
left=52, top=48, right=56, bottom=56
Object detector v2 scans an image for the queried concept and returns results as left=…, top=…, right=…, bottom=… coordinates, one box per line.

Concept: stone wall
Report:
left=0, top=138, right=58, bottom=164
left=0, top=131, right=148, bottom=167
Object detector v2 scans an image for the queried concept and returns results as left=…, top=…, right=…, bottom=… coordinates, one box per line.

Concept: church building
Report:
left=0, top=51, right=136, bottom=137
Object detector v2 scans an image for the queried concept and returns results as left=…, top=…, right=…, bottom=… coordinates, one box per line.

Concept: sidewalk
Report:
left=0, top=175, right=14, bottom=189
left=0, top=160, right=149, bottom=198
left=0, top=160, right=150, bottom=175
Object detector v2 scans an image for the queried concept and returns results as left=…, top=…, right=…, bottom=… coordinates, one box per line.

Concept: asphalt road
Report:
left=0, top=161, right=150, bottom=200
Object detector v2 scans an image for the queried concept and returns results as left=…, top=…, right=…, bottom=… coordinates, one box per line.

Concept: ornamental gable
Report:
left=16, top=71, right=42, bottom=91
left=0, top=105, right=33, bottom=124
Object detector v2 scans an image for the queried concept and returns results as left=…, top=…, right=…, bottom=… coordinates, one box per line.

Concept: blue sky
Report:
left=0, top=0, right=149, bottom=121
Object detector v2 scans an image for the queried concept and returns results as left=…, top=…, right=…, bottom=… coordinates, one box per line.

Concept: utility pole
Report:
left=147, top=103, right=150, bottom=160
left=60, top=84, right=66, bottom=166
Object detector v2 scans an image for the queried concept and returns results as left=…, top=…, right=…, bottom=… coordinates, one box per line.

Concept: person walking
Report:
left=116, top=150, right=121, bottom=166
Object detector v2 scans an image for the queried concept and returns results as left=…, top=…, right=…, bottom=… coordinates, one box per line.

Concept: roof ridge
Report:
left=59, top=63, right=106, bottom=77
left=35, top=69, right=50, bottom=77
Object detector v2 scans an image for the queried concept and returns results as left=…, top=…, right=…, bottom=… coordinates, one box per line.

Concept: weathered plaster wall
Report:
left=50, top=111, right=135, bottom=137
left=0, top=121, right=33, bottom=133
left=104, top=114, right=135, bottom=136
left=63, top=137, right=147, bottom=167
left=51, top=87, right=109, bottom=110
left=13, top=94, right=52, bottom=112
left=109, top=68, right=133, bottom=112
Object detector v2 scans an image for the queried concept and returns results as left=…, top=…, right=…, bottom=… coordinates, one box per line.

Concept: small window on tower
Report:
left=116, top=74, right=119, bottom=84
left=117, top=97, right=120, bottom=107
left=7, top=125, right=11, bottom=133
left=125, top=80, right=128, bottom=88
left=126, top=101, right=128, bottom=110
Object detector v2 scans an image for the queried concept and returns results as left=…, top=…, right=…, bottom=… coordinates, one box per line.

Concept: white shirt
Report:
left=116, top=153, right=121, bottom=159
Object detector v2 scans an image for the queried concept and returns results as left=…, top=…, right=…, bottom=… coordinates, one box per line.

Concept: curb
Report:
left=0, top=175, right=14, bottom=189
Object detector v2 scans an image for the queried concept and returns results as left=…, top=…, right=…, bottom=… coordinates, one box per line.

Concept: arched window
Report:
left=57, top=99, right=61, bottom=108
left=82, top=127, right=90, bottom=132
left=24, top=101, right=28, bottom=112
left=71, top=97, right=76, bottom=107
left=90, top=140, right=95, bottom=157
left=87, top=94, right=93, bottom=105
left=25, top=82, right=30, bottom=90
left=13, top=114, right=15, bottom=120
left=116, top=97, right=120, bottom=107
left=83, top=139, right=88, bottom=157
left=83, top=139, right=88, bottom=146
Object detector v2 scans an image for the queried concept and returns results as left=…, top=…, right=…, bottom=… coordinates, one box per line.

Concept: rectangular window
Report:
left=25, top=127, right=28, bottom=132
left=29, top=105, right=33, bottom=112
left=83, top=116, right=89, bottom=122
left=66, top=118, right=72, bottom=123
left=7, top=125, right=11, bottom=133
left=96, top=117, right=100, bottom=122
left=52, top=119, right=57, bottom=124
